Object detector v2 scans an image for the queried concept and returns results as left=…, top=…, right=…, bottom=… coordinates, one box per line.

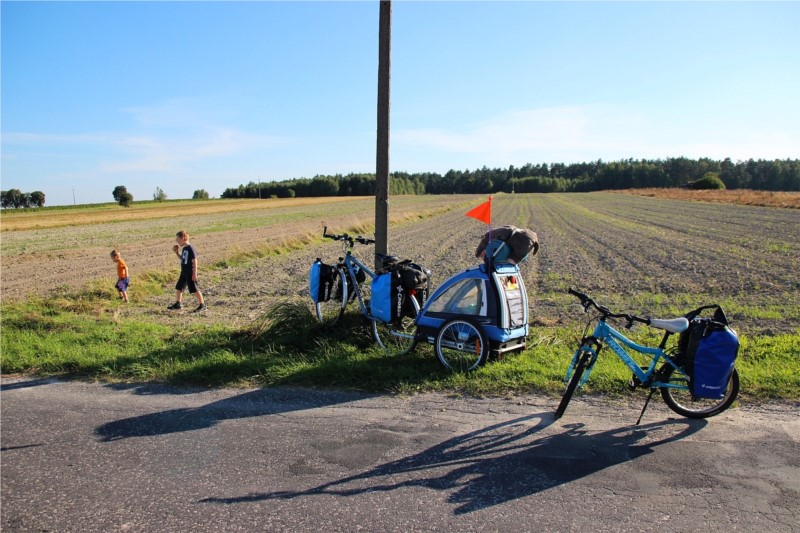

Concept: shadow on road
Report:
left=94, top=387, right=374, bottom=441
left=0, top=377, right=58, bottom=392
left=200, top=413, right=706, bottom=514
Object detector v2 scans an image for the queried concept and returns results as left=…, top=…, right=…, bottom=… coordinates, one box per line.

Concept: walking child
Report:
left=110, top=249, right=129, bottom=302
left=169, top=230, right=207, bottom=312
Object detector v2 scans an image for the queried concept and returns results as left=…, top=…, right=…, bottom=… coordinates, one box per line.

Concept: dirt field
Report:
left=0, top=196, right=469, bottom=303
left=622, top=188, right=800, bottom=209
left=2, top=193, right=798, bottom=335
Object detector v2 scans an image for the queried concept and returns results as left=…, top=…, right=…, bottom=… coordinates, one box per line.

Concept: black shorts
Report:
left=176, top=272, right=199, bottom=293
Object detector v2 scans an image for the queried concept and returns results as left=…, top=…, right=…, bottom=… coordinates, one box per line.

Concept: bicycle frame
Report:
left=338, top=251, right=377, bottom=319
left=574, top=319, right=686, bottom=390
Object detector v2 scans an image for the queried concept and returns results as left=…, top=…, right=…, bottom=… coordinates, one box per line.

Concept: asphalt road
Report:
left=1, top=377, right=798, bottom=532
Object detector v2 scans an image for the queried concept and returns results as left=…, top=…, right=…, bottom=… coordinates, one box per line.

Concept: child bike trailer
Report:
left=416, top=262, right=528, bottom=371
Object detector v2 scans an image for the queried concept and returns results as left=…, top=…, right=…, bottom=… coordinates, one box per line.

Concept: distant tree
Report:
left=113, top=185, right=128, bottom=202
left=29, top=191, right=46, bottom=207
left=688, top=172, right=726, bottom=190
left=2, top=189, right=25, bottom=208
left=119, top=191, right=134, bottom=207
left=192, top=189, right=210, bottom=200
left=153, top=187, right=167, bottom=201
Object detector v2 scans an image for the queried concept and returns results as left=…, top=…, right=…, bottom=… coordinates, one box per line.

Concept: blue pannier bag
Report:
left=371, top=271, right=400, bottom=323
left=680, top=305, right=739, bottom=399
left=309, top=259, right=336, bottom=303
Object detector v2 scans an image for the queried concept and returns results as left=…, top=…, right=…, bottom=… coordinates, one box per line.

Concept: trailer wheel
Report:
left=435, top=319, right=488, bottom=372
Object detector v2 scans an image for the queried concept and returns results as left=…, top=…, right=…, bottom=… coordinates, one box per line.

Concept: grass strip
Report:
left=2, top=288, right=798, bottom=401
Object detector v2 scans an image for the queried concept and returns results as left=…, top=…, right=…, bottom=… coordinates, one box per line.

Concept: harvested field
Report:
left=0, top=195, right=472, bottom=301
left=2, top=193, right=798, bottom=336
left=620, top=188, right=800, bottom=209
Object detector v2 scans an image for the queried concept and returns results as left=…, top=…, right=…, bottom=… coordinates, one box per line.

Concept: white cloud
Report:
left=1, top=132, right=111, bottom=145
left=393, top=104, right=800, bottom=165
left=4, top=98, right=288, bottom=175
left=394, top=105, right=651, bottom=162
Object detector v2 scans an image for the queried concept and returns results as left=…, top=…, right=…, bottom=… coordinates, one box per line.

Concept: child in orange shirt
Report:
left=110, top=249, right=129, bottom=302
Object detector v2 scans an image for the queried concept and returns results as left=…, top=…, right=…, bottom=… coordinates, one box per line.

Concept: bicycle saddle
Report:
left=649, top=317, right=689, bottom=333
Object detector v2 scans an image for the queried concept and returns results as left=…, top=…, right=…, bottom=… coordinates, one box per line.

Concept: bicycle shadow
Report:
left=200, top=413, right=707, bottom=514
left=94, top=387, right=374, bottom=442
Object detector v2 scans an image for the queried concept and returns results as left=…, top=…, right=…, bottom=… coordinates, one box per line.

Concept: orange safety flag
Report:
left=465, top=197, right=492, bottom=224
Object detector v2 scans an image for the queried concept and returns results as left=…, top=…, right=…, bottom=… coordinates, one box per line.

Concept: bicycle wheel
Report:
left=373, top=314, right=418, bottom=356
left=554, top=348, right=594, bottom=420
left=315, top=268, right=347, bottom=325
left=435, top=319, right=488, bottom=372
left=660, top=365, right=739, bottom=419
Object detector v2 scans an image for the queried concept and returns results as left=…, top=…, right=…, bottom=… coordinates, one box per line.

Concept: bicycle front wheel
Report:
left=660, top=365, right=739, bottom=419
left=435, top=319, right=488, bottom=372
left=315, top=268, right=347, bottom=325
left=555, top=348, right=594, bottom=420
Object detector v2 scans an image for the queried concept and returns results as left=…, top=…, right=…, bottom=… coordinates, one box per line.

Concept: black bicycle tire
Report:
left=555, top=349, right=593, bottom=419
left=372, top=314, right=418, bottom=356
left=660, top=365, right=739, bottom=419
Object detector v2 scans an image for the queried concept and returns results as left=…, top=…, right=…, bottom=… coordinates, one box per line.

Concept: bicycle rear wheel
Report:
left=373, top=314, right=418, bottom=356
left=315, top=268, right=347, bottom=325
left=555, top=347, right=594, bottom=420
left=660, top=365, right=739, bottom=419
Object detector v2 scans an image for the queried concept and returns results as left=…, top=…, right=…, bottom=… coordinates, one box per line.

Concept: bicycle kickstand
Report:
left=636, top=389, right=656, bottom=426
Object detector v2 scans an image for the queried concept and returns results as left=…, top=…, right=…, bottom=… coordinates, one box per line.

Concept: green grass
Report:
left=2, top=286, right=798, bottom=400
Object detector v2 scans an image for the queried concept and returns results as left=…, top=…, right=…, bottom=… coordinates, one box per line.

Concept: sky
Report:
left=2, top=1, right=799, bottom=206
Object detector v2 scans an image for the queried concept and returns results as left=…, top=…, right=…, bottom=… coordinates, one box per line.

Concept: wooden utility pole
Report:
left=374, top=0, right=391, bottom=266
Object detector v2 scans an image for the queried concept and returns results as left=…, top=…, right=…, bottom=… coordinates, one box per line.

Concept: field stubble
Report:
left=2, top=193, right=798, bottom=337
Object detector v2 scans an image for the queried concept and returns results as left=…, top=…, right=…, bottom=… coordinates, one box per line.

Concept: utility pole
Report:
left=374, top=0, right=391, bottom=267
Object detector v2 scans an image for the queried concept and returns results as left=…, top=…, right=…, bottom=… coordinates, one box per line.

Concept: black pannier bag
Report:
left=399, top=262, right=429, bottom=290
left=678, top=305, right=739, bottom=399
left=309, top=259, right=338, bottom=303
left=342, top=264, right=367, bottom=301
left=398, top=262, right=430, bottom=317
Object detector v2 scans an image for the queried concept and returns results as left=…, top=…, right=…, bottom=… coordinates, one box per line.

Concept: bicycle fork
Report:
left=567, top=337, right=601, bottom=386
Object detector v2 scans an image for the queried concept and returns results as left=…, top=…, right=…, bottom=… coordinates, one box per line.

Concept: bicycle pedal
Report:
left=628, top=366, right=649, bottom=390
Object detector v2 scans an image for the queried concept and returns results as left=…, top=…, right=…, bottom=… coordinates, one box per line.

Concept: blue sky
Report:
left=2, top=1, right=799, bottom=206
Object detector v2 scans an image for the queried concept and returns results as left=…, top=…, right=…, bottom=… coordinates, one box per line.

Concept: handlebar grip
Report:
left=568, top=287, right=589, bottom=301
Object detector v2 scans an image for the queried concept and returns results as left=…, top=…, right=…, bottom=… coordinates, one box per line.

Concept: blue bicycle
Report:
left=555, top=288, right=740, bottom=423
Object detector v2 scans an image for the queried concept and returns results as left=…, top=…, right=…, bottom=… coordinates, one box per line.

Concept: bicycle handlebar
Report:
left=322, top=226, right=375, bottom=247
left=568, top=287, right=650, bottom=329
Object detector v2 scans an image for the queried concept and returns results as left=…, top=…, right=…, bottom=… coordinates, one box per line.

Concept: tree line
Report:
left=1, top=189, right=46, bottom=208
left=221, top=157, right=799, bottom=199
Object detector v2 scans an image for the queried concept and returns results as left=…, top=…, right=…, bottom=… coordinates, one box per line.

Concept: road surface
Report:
left=1, top=377, right=798, bottom=532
